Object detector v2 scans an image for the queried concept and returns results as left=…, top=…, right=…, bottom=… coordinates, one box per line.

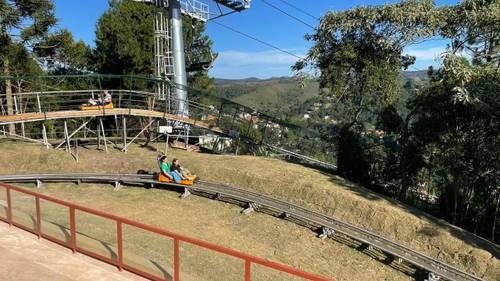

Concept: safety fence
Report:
left=0, top=182, right=331, bottom=281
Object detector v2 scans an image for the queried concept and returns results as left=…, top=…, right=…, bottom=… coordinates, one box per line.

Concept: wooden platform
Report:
left=0, top=109, right=223, bottom=134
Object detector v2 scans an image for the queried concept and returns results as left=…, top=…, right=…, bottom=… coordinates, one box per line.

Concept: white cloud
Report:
left=215, top=49, right=304, bottom=67
left=404, top=46, right=447, bottom=61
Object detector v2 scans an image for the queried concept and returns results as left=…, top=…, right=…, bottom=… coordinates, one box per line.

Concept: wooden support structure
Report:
left=55, top=118, right=94, bottom=150
left=122, top=119, right=155, bottom=152
left=97, top=120, right=101, bottom=150
left=21, top=122, right=25, bottom=138
left=100, top=118, right=108, bottom=153
left=122, top=116, right=127, bottom=152
left=42, top=125, right=49, bottom=149
left=36, top=93, right=42, bottom=113
left=63, top=121, right=72, bottom=154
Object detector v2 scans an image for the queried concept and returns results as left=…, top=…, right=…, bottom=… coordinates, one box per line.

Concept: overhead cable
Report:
left=211, top=20, right=304, bottom=60
left=275, top=0, right=320, bottom=21
left=259, top=0, right=317, bottom=30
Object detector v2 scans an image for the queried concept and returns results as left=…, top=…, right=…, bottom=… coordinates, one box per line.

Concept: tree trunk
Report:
left=4, top=58, right=15, bottom=134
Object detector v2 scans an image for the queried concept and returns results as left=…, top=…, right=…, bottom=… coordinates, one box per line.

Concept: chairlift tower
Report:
left=132, top=0, right=251, bottom=117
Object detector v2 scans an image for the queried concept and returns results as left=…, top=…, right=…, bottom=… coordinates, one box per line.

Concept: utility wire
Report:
left=211, top=20, right=304, bottom=60
left=259, top=0, right=317, bottom=30
left=274, top=0, right=320, bottom=21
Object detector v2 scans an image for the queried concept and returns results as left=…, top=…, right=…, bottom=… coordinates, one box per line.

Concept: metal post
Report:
left=245, top=259, right=251, bottom=281
left=100, top=118, right=108, bottom=153
left=6, top=187, right=12, bottom=226
left=21, top=122, right=25, bottom=138
left=122, top=117, right=127, bottom=152
left=117, top=221, right=123, bottom=271
left=36, top=93, right=42, bottom=113
left=97, top=120, right=101, bottom=150
left=13, top=95, right=18, bottom=114
left=64, top=121, right=71, bottom=154
left=174, top=238, right=180, bottom=281
left=70, top=206, right=76, bottom=253
left=169, top=0, right=189, bottom=117
left=42, top=124, right=49, bottom=149
left=35, top=196, right=41, bottom=239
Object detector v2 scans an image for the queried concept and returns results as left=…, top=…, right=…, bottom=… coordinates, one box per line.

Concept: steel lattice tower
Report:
left=132, top=0, right=251, bottom=117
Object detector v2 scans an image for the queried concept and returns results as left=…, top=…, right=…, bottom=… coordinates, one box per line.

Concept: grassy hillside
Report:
left=0, top=141, right=498, bottom=280
left=214, top=77, right=321, bottom=114
left=213, top=71, right=428, bottom=116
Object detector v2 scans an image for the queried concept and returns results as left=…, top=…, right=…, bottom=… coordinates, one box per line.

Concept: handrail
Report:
left=0, top=182, right=332, bottom=281
left=0, top=74, right=338, bottom=169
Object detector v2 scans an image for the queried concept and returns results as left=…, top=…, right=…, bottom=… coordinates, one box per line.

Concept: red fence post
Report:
left=245, top=259, right=252, bottom=281
left=6, top=187, right=12, bottom=226
left=174, top=238, right=180, bottom=281
left=70, top=206, right=76, bottom=253
left=117, top=221, right=123, bottom=271
left=35, top=196, right=41, bottom=239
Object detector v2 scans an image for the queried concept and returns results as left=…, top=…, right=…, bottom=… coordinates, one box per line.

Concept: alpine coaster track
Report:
left=0, top=173, right=484, bottom=281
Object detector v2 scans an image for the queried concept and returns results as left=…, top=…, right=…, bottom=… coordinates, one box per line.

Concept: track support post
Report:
left=114, top=181, right=122, bottom=191
left=180, top=187, right=191, bottom=199
left=318, top=226, right=334, bottom=240
left=242, top=202, right=260, bottom=215
left=42, top=125, right=49, bottom=149
left=100, top=118, right=108, bottom=153
left=425, top=273, right=441, bottom=281
left=36, top=179, right=42, bottom=189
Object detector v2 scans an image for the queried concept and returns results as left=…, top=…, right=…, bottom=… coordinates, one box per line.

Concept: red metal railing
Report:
left=0, top=182, right=332, bottom=281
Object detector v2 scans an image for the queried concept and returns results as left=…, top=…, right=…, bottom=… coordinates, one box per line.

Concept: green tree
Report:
left=297, top=0, right=499, bottom=241
left=1, top=0, right=57, bottom=134
left=294, top=0, right=438, bottom=190
left=94, top=0, right=215, bottom=90
left=35, top=29, right=92, bottom=74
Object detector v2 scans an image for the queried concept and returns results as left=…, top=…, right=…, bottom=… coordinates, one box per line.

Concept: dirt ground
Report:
left=0, top=140, right=498, bottom=281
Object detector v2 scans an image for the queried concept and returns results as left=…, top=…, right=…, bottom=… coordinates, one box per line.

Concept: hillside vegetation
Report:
left=213, top=71, right=428, bottom=116
left=0, top=141, right=498, bottom=281
left=214, top=77, right=321, bottom=114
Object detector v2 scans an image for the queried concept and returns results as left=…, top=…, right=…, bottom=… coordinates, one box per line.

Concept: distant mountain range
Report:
left=213, top=71, right=428, bottom=115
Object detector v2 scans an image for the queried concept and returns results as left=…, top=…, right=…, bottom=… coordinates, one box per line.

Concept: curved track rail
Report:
left=0, top=173, right=483, bottom=281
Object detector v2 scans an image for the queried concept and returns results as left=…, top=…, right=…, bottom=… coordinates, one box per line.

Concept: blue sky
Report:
left=53, top=0, right=459, bottom=79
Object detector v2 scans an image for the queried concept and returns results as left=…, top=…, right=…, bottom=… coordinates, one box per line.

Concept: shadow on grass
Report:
left=325, top=175, right=500, bottom=262
left=0, top=205, right=174, bottom=280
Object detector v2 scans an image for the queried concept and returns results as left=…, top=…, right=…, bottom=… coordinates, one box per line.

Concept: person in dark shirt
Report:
left=171, top=158, right=189, bottom=180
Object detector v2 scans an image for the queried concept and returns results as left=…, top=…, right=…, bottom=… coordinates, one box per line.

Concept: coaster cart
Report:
left=156, top=155, right=198, bottom=186
left=80, top=102, right=114, bottom=110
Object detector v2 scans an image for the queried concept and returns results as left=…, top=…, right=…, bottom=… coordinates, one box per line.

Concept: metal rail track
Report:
left=0, top=173, right=483, bottom=281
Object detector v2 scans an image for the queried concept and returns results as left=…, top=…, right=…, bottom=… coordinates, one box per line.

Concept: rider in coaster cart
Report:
left=82, top=89, right=113, bottom=110
left=158, top=155, right=198, bottom=185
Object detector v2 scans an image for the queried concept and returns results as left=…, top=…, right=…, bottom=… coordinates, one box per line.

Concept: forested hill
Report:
left=213, top=71, right=428, bottom=114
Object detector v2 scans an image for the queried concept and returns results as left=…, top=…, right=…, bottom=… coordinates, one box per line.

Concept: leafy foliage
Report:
left=299, top=0, right=500, bottom=242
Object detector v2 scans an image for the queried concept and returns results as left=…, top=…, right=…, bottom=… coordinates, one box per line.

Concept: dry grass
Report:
left=0, top=139, right=498, bottom=281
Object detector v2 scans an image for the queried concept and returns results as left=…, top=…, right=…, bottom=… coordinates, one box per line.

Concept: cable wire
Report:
left=275, top=0, right=320, bottom=21
left=211, top=20, right=304, bottom=60
left=259, top=0, right=317, bottom=30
